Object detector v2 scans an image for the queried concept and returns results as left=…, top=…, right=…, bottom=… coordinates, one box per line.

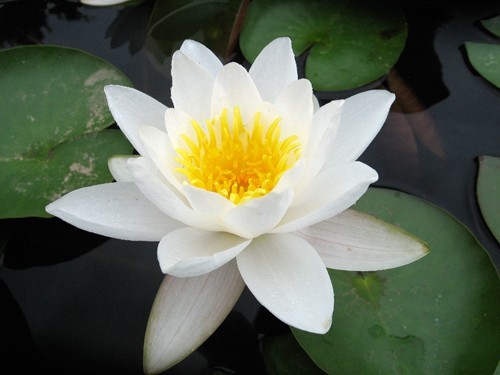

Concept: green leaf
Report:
left=481, top=15, right=500, bottom=38
left=465, top=42, right=500, bottom=88
left=261, top=333, right=325, bottom=375
left=477, top=155, right=500, bottom=243
left=239, top=0, right=407, bottom=91
left=0, top=45, right=133, bottom=218
left=293, top=188, right=500, bottom=375
left=148, top=0, right=240, bottom=58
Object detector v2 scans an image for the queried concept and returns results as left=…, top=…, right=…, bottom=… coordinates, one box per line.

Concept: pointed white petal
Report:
left=273, top=162, right=378, bottom=233
left=237, top=233, right=333, bottom=334
left=298, top=209, right=430, bottom=271
left=158, top=228, right=251, bottom=277
left=137, top=125, right=184, bottom=191
left=273, top=79, right=313, bottom=144
left=128, top=157, right=222, bottom=231
left=330, top=90, right=395, bottom=163
left=171, top=51, right=214, bottom=123
left=224, top=188, right=293, bottom=238
left=104, top=85, right=167, bottom=156
left=108, top=155, right=137, bottom=182
left=183, top=185, right=234, bottom=223
left=81, top=0, right=127, bottom=5
left=211, top=63, right=262, bottom=125
left=180, top=39, right=223, bottom=76
left=144, top=261, right=245, bottom=375
left=45, top=182, right=181, bottom=241
left=249, top=37, right=297, bottom=103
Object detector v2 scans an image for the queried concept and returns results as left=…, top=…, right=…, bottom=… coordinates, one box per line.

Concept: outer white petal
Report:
left=144, top=261, right=245, bottom=375
left=171, top=51, right=214, bottom=123
left=273, top=79, right=313, bottom=145
left=81, top=0, right=126, bottom=5
left=108, top=155, right=137, bottom=182
left=157, top=227, right=251, bottom=277
left=104, top=85, right=167, bottom=156
left=45, top=182, right=182, bottom=241
left=211, top=63, right=263, bottom=125
left=236, top=233, right=333, bottom=334
left=249, top=37, right=297, bottom=103
left=273, top=162, right=378, bottom=233
left=127, top=157, right=223, bottom=231
left=180, top=39, right=223, bottom=77
left=224, top=188, right=293, bottom=238
left=329, top=90, right=395, bottom=164
left=298, top=209, right=430, bottom=271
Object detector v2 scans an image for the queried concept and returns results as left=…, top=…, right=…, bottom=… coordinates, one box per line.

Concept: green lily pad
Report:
left=239, top=0, right=407, bottom=91
left=465, top=42, right=500, bottom=88
left=481, top=15, right=500, bottom=38
left=477, top=155, right=500, bottom=243
left=148, top=0, right=241, bottom=59
left=0, top=45, right=133, bottom=218
left=261, top=333, right=325, bottom=375
left=293, top=188, right=500, bottom=374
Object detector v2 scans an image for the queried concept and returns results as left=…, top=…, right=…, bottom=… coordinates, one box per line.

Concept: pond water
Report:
left=1, top=1, right=499, bottom=374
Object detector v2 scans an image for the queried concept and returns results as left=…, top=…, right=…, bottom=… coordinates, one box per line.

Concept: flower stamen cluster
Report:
left=175, top=106, right=301, bottom=204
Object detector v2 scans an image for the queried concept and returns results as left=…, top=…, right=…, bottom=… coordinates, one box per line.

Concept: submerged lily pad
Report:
left=465, top=42, right=500, bottom=88
left=293, top=188, right=500, bottom=374
left=148, top=0, right=241, bottom=59
left=0, top=45, right=133, bottom=218
left=477, top=155, right=500, bottom=243
left=239, top=0, right=407, bottom=91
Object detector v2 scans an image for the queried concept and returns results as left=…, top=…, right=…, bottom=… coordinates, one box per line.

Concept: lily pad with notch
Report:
left=292, top=188, right=500, bottom=374
left=239, top=0, right=407, bottom=92
left=0, top=45, right=133, bottom=218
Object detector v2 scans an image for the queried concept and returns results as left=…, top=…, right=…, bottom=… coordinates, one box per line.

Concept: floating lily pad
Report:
left=148, top=0, right=241, bottom=59
left=261, top=333, right=325, bottom=375
left=477, top=155, right=500, bottom=243
left=481, top=15, right=500, bottom=38
left=293, top=188, right=500, bottom=374
left=239, top=0, right=407, bottom=91
left=465, top=42, right=500, bottom=88
left=0, top=45, right=133, bottom=218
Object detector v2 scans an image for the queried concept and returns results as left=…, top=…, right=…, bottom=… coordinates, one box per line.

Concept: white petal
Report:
left=180, top=39, right=223, bottom=77
left=171, top=50, right=214, bottom=123
left=144, top=261, right=245, bottom=375
left=304, top=99, right=344, bottom=178
left=108, top=155, right=137, bottom=182
left=45, top=182, right=181, bottom=241
left=104, top=85, right=167, bottom=156
left=298, top=209, right=430, bottom=271
left=127, top=157, right=222, bottom=231
left=183, top=185, right=234, bottom=223
left=137, top=125, right=183, bottom=191
left=211, top=63, right=262, bottom=125
left=273, top=162, right=378, bottom=233
left=81, top=0, right=126, bottom=5
left=236, top=233, right=333, bottom=334
left=158, top=228, right=251, bottom=277
left=224, top=188, right=293, bottom=238
left=249, top=37, right=297, bottom=103
left=330, top=90, right=395, bottom=163
left=273, top=79, right=313, bottom=145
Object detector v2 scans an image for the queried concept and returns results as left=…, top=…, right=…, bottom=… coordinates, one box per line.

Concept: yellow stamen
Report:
left=175, top=107, right=301, bottom=205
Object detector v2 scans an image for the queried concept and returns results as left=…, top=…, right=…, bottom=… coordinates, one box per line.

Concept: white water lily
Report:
left=46, top=38, right=428, bottom=374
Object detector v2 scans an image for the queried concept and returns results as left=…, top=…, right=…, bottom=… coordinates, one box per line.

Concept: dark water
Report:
left=1, top=1, right=499, bottom=374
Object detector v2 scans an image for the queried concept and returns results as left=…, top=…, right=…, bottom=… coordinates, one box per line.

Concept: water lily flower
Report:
left=46, top=38, right=428, bottom=374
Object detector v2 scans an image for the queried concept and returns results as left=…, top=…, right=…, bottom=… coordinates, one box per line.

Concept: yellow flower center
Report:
left=175, top=107, right=301, bottom=205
